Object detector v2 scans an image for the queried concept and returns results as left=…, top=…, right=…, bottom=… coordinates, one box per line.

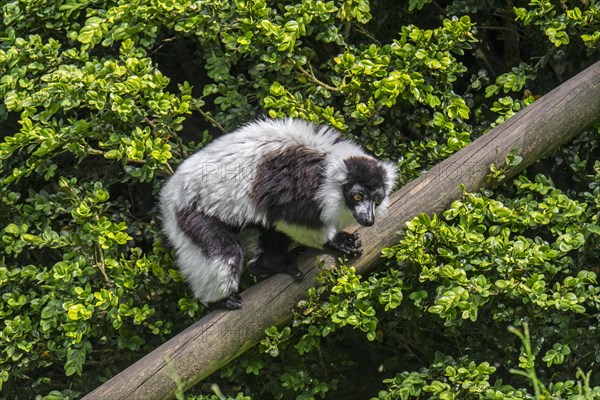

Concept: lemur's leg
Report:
left=249, top=229, right=304, bottom=281
left=176, top=205, right=244, bottom=310
left=325, top=231, right=362, bottom=256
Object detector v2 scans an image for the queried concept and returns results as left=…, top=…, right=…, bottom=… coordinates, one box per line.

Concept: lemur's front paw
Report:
left=325, top=231, right=362, bottom=257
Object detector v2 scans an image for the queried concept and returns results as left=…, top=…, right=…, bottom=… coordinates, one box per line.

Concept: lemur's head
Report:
left=342, top=156, right=394, bottom=227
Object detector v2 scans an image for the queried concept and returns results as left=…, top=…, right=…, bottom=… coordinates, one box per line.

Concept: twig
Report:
left=297, top=65, right=341, bottom=92
left=143, top=117, right=157, bottom=128
left=149, top=37, right=176, bottom=57
left=352, top=22, right=380, bottom=45
left=196, top=107, right=226, bottom=134
left=93, top=241, right=112, bottom=287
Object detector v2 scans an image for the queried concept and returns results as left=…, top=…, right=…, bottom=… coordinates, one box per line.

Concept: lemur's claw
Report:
left=289, top=268, right=304, bottom=281
left=326, top=231, right=363, bottom=257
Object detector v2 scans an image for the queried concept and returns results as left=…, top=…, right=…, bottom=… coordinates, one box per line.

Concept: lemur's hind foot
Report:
left=249, top=251, right=304, bottom=281
left=209, top=293, right=243, bottom=310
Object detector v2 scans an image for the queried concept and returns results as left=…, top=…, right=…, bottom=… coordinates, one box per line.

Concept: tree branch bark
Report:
left=84, top=61, right=600, bottom=400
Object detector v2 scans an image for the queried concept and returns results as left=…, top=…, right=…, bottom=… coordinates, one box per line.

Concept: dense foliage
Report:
left=0, top=0, right=599, bottom=399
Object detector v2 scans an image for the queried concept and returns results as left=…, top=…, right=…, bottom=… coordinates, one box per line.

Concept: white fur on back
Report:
left=162, top=118, right=368, bottom=227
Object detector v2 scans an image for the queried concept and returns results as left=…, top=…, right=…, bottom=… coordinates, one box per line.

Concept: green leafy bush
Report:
left=1, top=0, right=599, bottom=399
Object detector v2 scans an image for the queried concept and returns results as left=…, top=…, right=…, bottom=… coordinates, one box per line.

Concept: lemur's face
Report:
left=342, top=156, right=389, bottom=227
left=342, top=182, right=386, bottom=227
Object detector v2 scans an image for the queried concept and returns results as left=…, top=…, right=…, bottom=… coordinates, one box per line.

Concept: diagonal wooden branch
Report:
left=84, top=61, right=600, bottom=400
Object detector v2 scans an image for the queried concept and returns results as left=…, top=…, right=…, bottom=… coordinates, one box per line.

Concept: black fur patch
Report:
left=343, top=156, right=388, bottom=191
left=248, top=229, right=304, bottom=280
left=176, top=203, right=244, bottom=274
left=260, top=228, right=293, bottom=252
left=251, top=145, right=326, bottom=227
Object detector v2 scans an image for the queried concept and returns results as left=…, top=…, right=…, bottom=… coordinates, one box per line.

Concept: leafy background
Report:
left=0, top=0, right=599, bottom=399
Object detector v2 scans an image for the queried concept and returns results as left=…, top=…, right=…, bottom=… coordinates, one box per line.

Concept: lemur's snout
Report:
left=353, top=201, right=376, bottom=227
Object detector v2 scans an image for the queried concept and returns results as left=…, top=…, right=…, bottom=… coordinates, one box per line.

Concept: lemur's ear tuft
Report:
left=379, top=160, right=398, bottom=194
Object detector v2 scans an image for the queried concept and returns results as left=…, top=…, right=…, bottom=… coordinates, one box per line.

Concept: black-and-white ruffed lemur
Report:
left=160, top=118, right=397, bottom=309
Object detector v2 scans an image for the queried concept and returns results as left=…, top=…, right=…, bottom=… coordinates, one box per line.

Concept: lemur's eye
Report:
left=353, top=194, right=362, bottom=202
left=374, top=197, right=382, bottom=205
